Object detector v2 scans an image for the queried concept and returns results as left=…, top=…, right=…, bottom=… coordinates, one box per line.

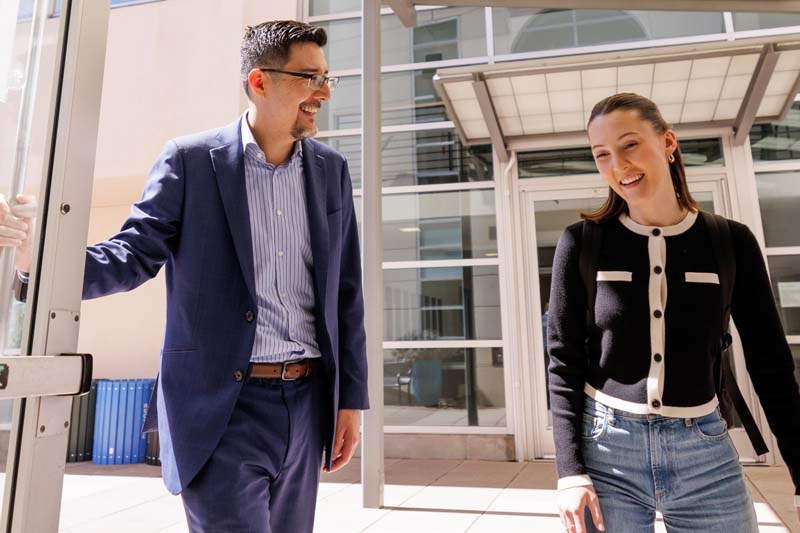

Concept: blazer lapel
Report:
left=211, top=120, right=256, bottom=303
left=302, top=139, right=329, bottom=312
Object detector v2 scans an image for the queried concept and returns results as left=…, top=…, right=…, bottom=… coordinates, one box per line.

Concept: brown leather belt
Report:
left=249, top=359, right=315, bottom=381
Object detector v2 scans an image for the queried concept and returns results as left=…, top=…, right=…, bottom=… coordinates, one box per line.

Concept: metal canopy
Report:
left=386, top=1, right=800, bottom=26
left=431, top=37, right=800, bottom=158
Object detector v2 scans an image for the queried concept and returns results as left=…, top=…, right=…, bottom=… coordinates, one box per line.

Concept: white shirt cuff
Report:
left=557, top=475, right=594, bottom=491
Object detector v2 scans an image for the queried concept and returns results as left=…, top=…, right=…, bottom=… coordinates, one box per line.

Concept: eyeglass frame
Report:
left=258, top=68, right=339, bottom=91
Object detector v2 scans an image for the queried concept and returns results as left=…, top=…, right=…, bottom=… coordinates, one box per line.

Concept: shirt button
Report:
left=654, top=266, right=663, bottom=274
left=233, top=370, right=244, bottom=382
left=245, top=310, right=254, bottom=322
left=257, top=152, right=264, bottom=159
left=653, top=309, right=663, bottom=319
left=280, top=292, right=287, bottom=298
left=652, top=228, right=661, bottom=237
left=277, top=209, right=283, bottom=216
left=651, top=399, right=661, bottom=408
left=277, top=250, right=284, bottom=257
left=654, top=353, right=663, bottom=362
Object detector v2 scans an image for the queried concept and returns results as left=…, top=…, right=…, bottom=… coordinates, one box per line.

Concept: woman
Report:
left=547, top=93, right=800, bottom=533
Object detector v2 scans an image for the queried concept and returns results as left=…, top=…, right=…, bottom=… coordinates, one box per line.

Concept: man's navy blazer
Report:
left=82, top=117, right=369, bottom=494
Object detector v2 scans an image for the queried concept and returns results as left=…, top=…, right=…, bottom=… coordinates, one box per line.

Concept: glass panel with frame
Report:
left=733, top=12, right=800, bottom=31
left=382, top=129, right=492, bottom=187
left=384, top=265, right=501, bottom=341
left=1, top=0, right=63, bottom=497
left=316, top=7, right=487, bottom=70
left=750, top=102, right=800, bottom=162
left=383, top=347, right=505, bottom=427
left=518, top=138, right=724, bottom=179
left=309, top=0, right=361, bottom=17
left=384, top=189, right=497, bottom=261
left=317, top=75, right=360, bottom=131
left=767, top=255, right=800, bottom=336
left=756, top=171, right=800, bottom=248
left=492, top=8, right=725, bottom=56
left=382, top=69, right=448, bottom=126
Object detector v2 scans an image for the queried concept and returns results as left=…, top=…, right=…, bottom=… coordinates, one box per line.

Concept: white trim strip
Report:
left=585, top=384, right=720, bottom=418
left=596, top=271, right=632, bottom=282
left=383, top=258, right=499, bottom=269
left=686, top=272, right=720, bottom=284
left=620, top=211, right=698, bottom=237
left=557, top=475, right=593, bottom=491
left=765, top=246, right=800, bottom=256
left=383, top=340, right=502, bottom=349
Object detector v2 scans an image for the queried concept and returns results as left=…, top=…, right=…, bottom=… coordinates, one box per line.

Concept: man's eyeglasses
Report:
left=259, top=68, right=339, bottom=91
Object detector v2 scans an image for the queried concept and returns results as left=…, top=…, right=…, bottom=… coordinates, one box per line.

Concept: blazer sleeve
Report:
left=335, top=158, right=369, bottom=410
left=82, top=140, right=185, bottom=299
left=730, top=222, right=800, bottom=495
left=547, top=223, right=590, bottom=480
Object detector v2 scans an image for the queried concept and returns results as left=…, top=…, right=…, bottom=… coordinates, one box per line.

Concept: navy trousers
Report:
left=180, top=372, right=326, bottom=533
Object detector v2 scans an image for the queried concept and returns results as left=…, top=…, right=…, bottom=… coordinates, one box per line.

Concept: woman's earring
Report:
left=668, top=153, right=675, bottom=163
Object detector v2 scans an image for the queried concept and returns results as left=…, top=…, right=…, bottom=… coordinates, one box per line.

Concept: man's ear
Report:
left=247, top=69, right=269, bottom=98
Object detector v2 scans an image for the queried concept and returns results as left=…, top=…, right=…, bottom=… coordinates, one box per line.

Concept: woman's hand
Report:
left=557, top=485, right=605, bottom=533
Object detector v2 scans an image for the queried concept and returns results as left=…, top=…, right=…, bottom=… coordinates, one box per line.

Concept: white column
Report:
left=361, top=0, right=385, bottom=510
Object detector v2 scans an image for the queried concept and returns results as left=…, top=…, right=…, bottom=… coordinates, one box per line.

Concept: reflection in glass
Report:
left=768, top=255, right=800, bottom=336
left=384, top=266, right=500, bottom=341
left=492, top=8, right=724, bottom=56
left=750, top=103, right=800, bottom=162
left=384, top=347, right=505, bottom=427
left=382, top=69, right=447, bottom=126
left=519, top=138, right=724, bottom=178
left=733, top=12, right=800, bottom=31
left=382, top=129, right=492, bottom=186
left=317, top=75, right=360, bottom=131
left=757, top=171, right=800, bottom=248
left=383, top=189, right=497, bottom=261
left=316, top=8, right=487, bottom=70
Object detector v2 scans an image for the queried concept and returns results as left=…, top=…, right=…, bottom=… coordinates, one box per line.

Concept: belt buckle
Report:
left=281, top=361, right=298, bottom=381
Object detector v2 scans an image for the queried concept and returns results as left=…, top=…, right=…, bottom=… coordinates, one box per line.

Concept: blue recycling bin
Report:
left=92, top=379, right=155, bottom=465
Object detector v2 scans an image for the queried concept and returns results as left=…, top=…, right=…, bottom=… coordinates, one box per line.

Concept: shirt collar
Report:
left=619, top=209, right=698, bottom=237
left=240, top=111, right=303, bottom=164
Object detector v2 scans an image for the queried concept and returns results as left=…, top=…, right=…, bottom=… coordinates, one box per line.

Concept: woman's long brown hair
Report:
left=582, top=93, right=698, bottom=223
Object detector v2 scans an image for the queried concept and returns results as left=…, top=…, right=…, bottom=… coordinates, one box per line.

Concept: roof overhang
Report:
left=386, top=1, right=800, bottom=27
left=432, top=37, right=800, bottom=161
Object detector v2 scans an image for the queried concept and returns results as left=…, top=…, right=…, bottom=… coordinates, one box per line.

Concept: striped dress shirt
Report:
left=241, top=115, right=321, bottom=363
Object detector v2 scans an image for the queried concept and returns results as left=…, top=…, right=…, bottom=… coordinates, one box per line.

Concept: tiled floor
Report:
left=46, top=459, right=799, bottom=532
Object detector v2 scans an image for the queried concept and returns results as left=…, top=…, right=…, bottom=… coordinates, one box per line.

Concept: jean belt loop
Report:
left=684, top=417, right=694, bottom=427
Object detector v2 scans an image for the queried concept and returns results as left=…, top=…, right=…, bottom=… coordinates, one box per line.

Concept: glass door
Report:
left=0, top=1, right=109, bottom=531
left=520, top=176, right=765, bottom=461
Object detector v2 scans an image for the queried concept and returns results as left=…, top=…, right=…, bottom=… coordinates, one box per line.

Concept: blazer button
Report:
left=233, top=370, right=244, bottom=382
left=245, top=310, right=255, bottom=322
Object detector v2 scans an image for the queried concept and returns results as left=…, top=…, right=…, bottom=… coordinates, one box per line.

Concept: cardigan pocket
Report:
left=685, top=272, right=720, bottom=284
left=596, top=271, right=632, bottom=282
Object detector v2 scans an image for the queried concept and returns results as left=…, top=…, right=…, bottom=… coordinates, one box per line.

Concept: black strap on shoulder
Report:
left=579, top=221, right=603, bottom=330
left=701, top=211, right=769, bottom=456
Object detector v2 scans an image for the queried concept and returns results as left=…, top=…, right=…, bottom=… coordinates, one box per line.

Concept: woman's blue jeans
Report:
left=581, top=395, right=758, bottom=533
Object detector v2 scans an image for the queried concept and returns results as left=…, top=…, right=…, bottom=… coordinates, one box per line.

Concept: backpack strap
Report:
left=579, top=221, right=603, bottom=330
left=701, top=211, right=769, bottom=456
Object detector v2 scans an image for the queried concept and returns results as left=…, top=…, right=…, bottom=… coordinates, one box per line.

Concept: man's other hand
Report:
left=325, top=409, right=360, bottom=473
left=0, top=194, right=36, bottom=273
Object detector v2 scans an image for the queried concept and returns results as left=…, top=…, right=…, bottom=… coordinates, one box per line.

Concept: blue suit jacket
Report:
left=82, top=118, right=369, bottom=494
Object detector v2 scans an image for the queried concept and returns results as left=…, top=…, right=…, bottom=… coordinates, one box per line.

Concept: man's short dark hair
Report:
left=240, top=20, right=328, bottom=98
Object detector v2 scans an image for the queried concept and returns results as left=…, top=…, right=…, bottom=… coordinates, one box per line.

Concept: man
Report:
left=3, top=20, right=368, bottom=532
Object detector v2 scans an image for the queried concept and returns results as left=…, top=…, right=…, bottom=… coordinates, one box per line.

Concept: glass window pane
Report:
left=757, top=171, right=800, bottom=248
left=733, top=13, right=800, bottom=31
left=750, top=102, right=800, bottom=162
left=384, top=189, right=497, bottom=261
left=384, top=347, right=505, bottom=427
left=493, top=9, right=724, bottom=56
left=310, top=0, right=361, bottom=17
left=382, top=69, right=447, bottom=126
left=767, top=255, right=800, bottom=335
left=383, top=129, right=492, bottom=187
left=318, top=135, right=361, bottom=188
left=385, top=266, right=501, bottom=341
left=518, top=138, right=723, bottom=178
left=318, top=75, right=360, bottom=131
left=316, top=8, right=487, bottom=70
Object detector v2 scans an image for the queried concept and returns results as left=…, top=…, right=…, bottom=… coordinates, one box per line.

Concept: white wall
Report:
left=77, top=0, right=299, bottom=378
